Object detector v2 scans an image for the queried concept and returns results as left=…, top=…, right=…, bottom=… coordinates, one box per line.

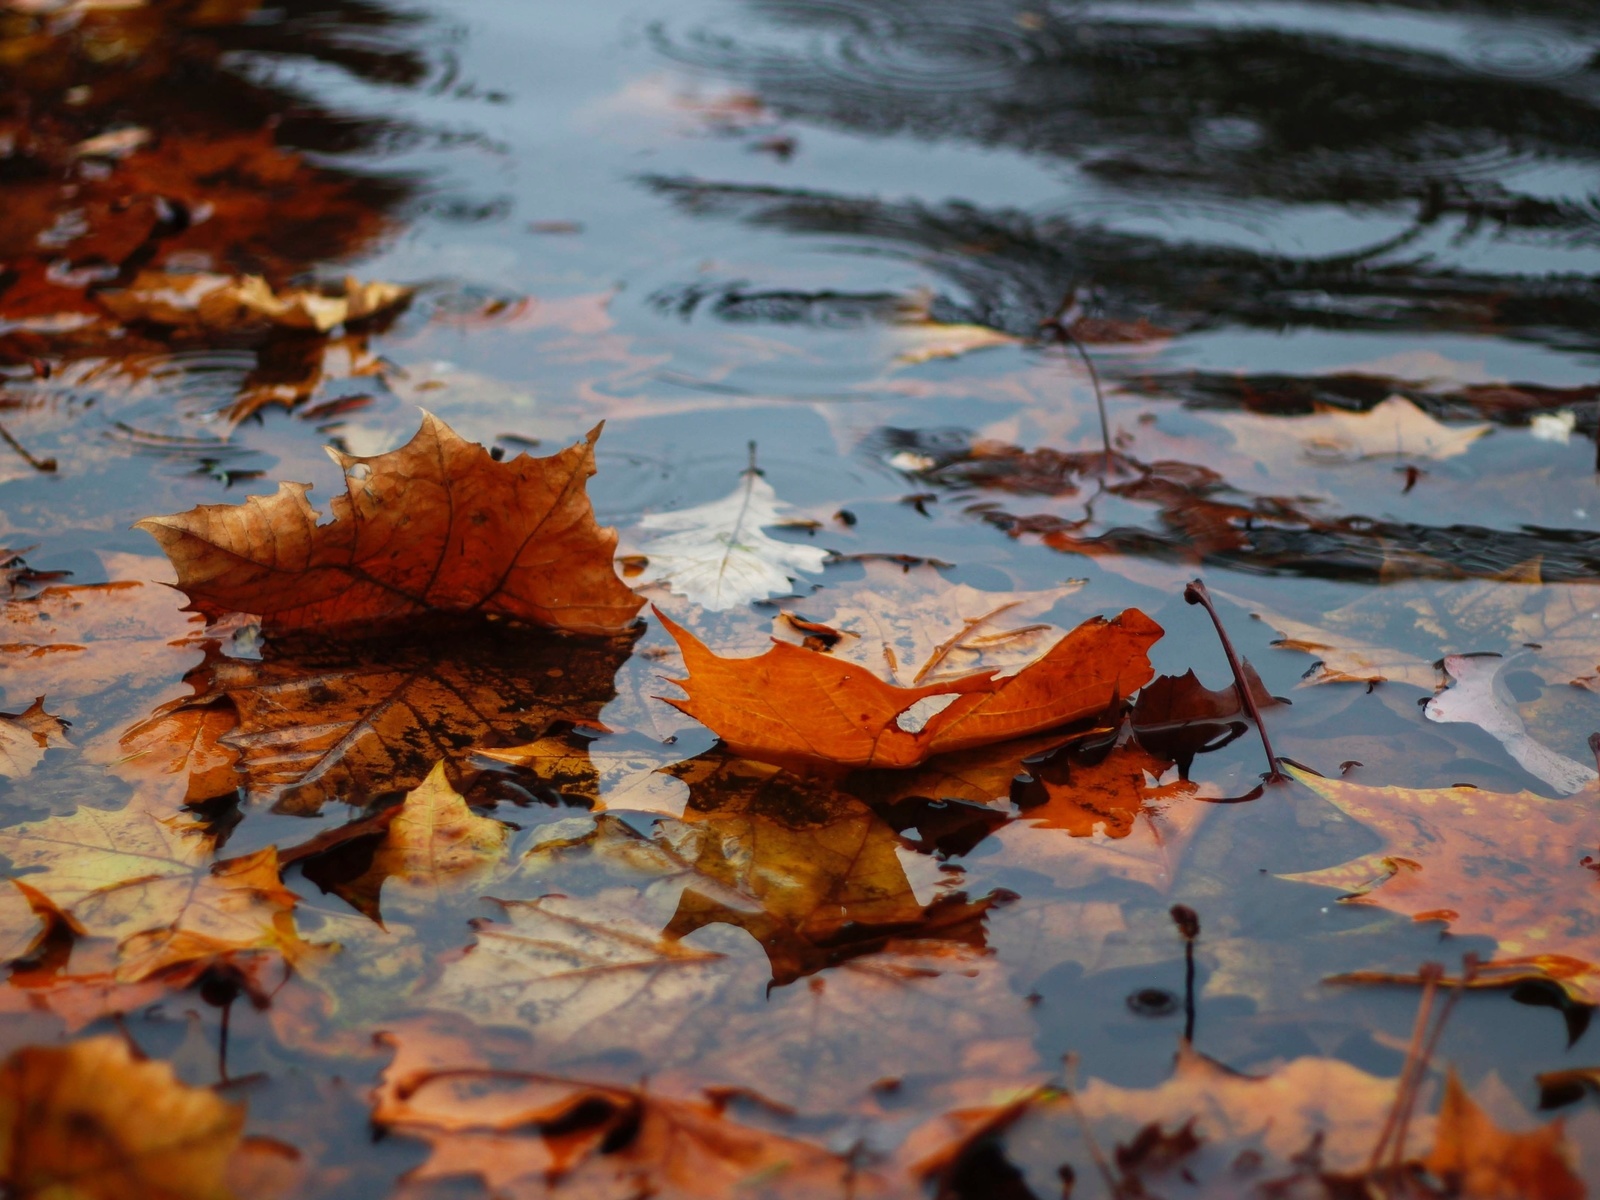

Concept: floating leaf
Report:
left=136, top=415, right=643, bottom=636
left=657, top=606, right=1161, bottom=769
left=630, top=470, right=828, bottom=611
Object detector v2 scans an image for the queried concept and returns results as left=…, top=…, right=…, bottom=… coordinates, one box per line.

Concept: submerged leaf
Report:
left=1424, top=654, right=1597, bottom=795
left=1426, top=1070, right=1584, bottom=1200
left=630, top=471, right=828, bottom=611
left=0, top=697, right=70, bottom=779
left=99, top=270, right=409, bottom=334
left=1283, top=766, right=1600, bottom=1003
left=136, top=415, right=643, bottom=636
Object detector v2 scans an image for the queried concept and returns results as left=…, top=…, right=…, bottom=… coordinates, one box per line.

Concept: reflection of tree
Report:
left=661, top=0, right=1600, bottom=230
left=0, top=0, right=432, bottom=366
left=648, top=177, right=1600, bottom=349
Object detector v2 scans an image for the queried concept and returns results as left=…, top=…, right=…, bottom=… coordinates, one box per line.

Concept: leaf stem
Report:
left=1182, top=579, right=1286, bottom=783
left=0, top=418, right=56, bottom=473
left=1040, top=291, right=1112, bottom=473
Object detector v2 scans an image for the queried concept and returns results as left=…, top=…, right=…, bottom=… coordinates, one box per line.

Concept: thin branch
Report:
left=1039, top=290, right=1112, bottom=473
left=0, top=419, right=55, bottom=473
left=1183, top=579, right=1286, bottom=783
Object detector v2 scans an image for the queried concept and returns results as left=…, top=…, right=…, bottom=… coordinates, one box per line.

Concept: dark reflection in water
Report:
left=0, top=0, right=436, bottom=369
left=649, top=0, right=1600, bottom=353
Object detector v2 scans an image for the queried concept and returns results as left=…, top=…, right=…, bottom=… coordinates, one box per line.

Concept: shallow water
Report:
left=6, top=0, right=1600, bottom=1193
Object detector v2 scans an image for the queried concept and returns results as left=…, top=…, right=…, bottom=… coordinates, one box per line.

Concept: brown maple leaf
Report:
left=1282, top=766, right=1600, bottom=1003
left=136, top=414, right=643, bottom=636
left=656, top=606, right=1162, bottom=770
left=0, top=1036, right=244, bottom=1200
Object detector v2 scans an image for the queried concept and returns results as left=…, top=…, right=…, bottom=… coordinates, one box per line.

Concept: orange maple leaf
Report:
left=655, top=607, right=1162, bottom=769
left=136, top=414, right=643, bottom=636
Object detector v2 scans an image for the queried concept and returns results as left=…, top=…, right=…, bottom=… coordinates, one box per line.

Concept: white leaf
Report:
left=630, top=473, right=828, bottom=612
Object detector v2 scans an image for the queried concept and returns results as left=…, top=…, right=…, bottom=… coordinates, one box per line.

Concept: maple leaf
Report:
left=1131, top=662, right=1283, bottom=771
left=332, top=761, right=511, bottom=923
left=372, top=1014, right=898, bottom=1199
left=0, top=1036, right=244, bottom=1200
left=1213, top=394, right=1490, bottom=463
left=1424, top=654, right=1596, bottom=795
left=0, top=803, right=316, bottom=981
left=1281, top=766, right=1600, bottom=1003
left=98, top=270, right=410, bottom=334
left=136, top=414, right=643, bottom=636
left=764, top=560, right=1081, bottom=686
left=0, top=697, right=70, bottom=779
left=629, top=468, right=828, bottom=611
left=1425, top=1070, right=1584, bottom=1200
left=657, top=606, right=1162, bottom=769
left=167, top=620, right=633, bottom=813
left=113, top=698, right=240, bottom=808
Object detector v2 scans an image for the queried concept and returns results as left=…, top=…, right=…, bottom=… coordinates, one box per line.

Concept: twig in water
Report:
left=1170, top=904, right=1200, bottom=1045
left=1183, top=579, right=1286, bottom=783
left=0, top=419, right=55, bottom=473
left=1366, top=962, right=1444, bottom=1175
left=1040, top=291, right=1112, bottom=473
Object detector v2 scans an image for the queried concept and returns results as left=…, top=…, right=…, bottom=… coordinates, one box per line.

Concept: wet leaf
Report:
left=630, top=469, right=828, bottom=611
left=0, top=803, right=316, bottom=981
left=1213, top=394, right=1491, bottom=463
left=1282, top=766, right=1600, bottom=1003
left=1424, top=655, right=1596, bottom=795
left=99, top=271, right=410, bottom=334
left=1247, top=604, right=1440, bottom=689
left=136, top=415, right=643, bottom=636
left=1009, top=1043, right=1418, bottom=1195
left=0, top=697, right=70, bottom=778
left=1426, top=1069, right=1584, bottom=1200
left=335, top=761, right=510, bottom=923
left=373, top=1015, right=895, bottom=1198
left=657, top=606, right=1161, bottom=769
left=766, top=560, right=1081, bottom=686
left=0, top=1036, right=245, bottom=1200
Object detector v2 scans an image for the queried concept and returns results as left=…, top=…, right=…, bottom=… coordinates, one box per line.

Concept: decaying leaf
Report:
left=1282, top=766, right=1600, bottom=1003
left=767, top=560, right=1080, bottom=686
left=1248, top=603, right=1439, bottom=689
left=0, top=1036, right=244, bottom=1200
left=1131, top=662, right=1283, bottom=770
left=0, top=698, right=70, bottom=779
left=1424, top=654, right=1597, bottom=795
left=1213, top=394, right=1490, bottom=463
left=657, top=606, right=1161, bottom=769
left=136, top=415, right=643, bottom=636
left=99, top=271, right=409, bottom=334
left=1426, top=1070, right=1584, bottom=1200
left=629, top=470, right=828, bottom=611
left=113, top=699, right=240, bottom=808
